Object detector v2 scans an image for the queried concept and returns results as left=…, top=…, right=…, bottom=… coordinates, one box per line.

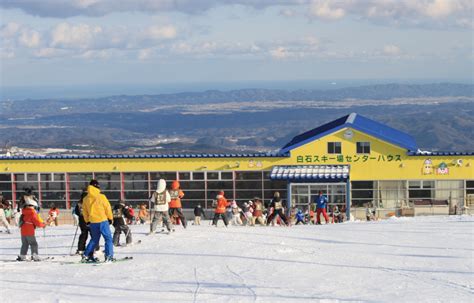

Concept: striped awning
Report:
left=270, top=165, right=349, bottom=181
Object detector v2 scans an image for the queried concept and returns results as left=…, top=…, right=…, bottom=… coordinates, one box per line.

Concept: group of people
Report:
left=5, top=178, right=345, bottom=263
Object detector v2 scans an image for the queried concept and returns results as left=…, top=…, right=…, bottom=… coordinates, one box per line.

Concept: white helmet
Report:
left=156, top=179, right=166, bottom=193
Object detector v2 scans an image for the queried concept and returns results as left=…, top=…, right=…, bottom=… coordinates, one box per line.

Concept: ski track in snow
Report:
left=0, top=216, right=473, bottom=302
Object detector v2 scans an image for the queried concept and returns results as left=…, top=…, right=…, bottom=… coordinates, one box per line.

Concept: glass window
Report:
left=192, top=172, right=204, bottom=180
left=123, top=173, right=147, bottom=181
left=207, top=172, right=219, bottom=180
left=356, top=142, right=370, bottom=154
left=178, top=172, right=191, bottom=180
left=69, top=173, right=93, bottom=182
left=124, top=181, right=148, bottom=191
left=0, top=174, right=11, bottom=182
left=221, top=172, right=233, bottom=180
left=150, top=172, right=177, bottom=181
left=235, top=180, right=262, bottom=190
left=235, top=171, right=262, bottom=180
left=327, top=142, right=342, bottom=154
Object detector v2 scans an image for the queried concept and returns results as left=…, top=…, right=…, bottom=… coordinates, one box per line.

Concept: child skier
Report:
left=17, top=199, right=45, bottom=261
left=168, top=181, right=187, bottom=229
left=112, top=200, right=133, bottom=246
left=193, top=204, right=206, bottom=225
left=149, top=179, right=172, bottom=234
left=0, top=201, right=11, bottom=233
left=295, top=209, right=306, bottom=225
left=230, top=201, right=243, bottom=226
left=252, top=198, right=265, bottom=225
left=47, top=204, right=59, bottom=226
left=212, top=191, right=230, bottom=227
left=138, top=204, right=148, bottom=224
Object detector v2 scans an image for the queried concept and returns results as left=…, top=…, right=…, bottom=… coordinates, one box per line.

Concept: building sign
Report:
left=422, top=159, right=434, bottom=175
left=296, top=154, right=402, bottom=163
left=437, top=162, right=449, bottom=175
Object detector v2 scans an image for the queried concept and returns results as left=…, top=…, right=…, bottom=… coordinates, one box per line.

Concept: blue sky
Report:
left=1, top=0, right=472, bottom=90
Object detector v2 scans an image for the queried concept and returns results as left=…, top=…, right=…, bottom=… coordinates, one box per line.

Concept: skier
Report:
left=230, top=201, right=243, bottom=226
left=241, top=202, right=252, bottom=226
left=252, top=198, right=265, bottom=225
left=4, top=201, right=13, bottom=225
left=46, top=204, right=59, bottom=226
left=193, top=204, right=206, bottom=225
left=138, top=203, right=148, bottom=224
left=112, top=200, right=133, bottom=246
left=16, top=199, right=45, bottom=261
left=0, top=201, right=11, bottom=233
left=168, top=180, right=187, bottom=229
left=266, top=192, right=289, bottom=226
left=314, top=191, right=330, bottom=224
left=148, top=179, right=172, bottom=234
left=82, top=179, right=115, bottom=263
left=74, top=189, right=99, bottom=255
left=212, top=191, right=230, bottom=227
left=295, top=209, right=306, bottom=225
left=366, top=203, right=375, bottom=221
left=332, top=205, right=343, bottom=223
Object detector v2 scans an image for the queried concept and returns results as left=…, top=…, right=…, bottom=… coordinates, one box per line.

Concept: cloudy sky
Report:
left=1, top=0, right=472, bottom=90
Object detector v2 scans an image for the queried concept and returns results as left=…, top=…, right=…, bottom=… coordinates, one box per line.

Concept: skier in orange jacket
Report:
left=212, top=191, right=230, bottom=227
left=168, top=181, right=187, bottom=229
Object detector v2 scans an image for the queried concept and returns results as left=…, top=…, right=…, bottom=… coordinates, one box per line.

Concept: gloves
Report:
left=86, top=222, right=90, bottom=227
left=108, top=219, right=113, bottom=225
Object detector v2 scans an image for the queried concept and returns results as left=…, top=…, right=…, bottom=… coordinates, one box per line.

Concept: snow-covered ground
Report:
left=0, top=216, right=473, bottom=303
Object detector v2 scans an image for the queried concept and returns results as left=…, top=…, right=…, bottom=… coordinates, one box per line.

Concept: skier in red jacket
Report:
left=17, top=199, right=46, bottom=261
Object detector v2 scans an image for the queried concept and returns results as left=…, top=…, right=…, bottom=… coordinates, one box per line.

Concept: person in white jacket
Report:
left=148, top=179, right=172, bottom=235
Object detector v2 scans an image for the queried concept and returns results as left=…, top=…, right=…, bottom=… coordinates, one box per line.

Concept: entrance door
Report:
left=290, top=183, right=346, bottom=211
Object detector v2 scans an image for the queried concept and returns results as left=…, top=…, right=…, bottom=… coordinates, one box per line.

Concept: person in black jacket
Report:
left=112, top=200, right=133, bottom=246
left=266, top=192, right=289, bottom=226
left=193, top=204, right=206, bottom=225
left=74, top=189, right=99, bottom=255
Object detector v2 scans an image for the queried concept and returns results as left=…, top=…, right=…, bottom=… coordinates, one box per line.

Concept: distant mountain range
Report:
left=0, top=83, right=473, bottom=154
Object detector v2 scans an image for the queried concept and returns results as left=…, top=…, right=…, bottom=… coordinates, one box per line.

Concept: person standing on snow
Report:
left=266, top=192, right=289, bottom=226
left=314, top=191, right=330, bottom=225
left=82, top=179, right=115, bottom=262
left=251, top=198, right=265, bottom=226
left=112, top=200, right=133, bottom=246
left=74, top=189, right=99, bottom=255
left=295, top=209, right=306, bottom=225
left=212, top=191, right=230, bottom=227
left=0, top=201, right=11, bottom=233
left=16, top=199, right=45, bottom=261
left=193, top=204, right=206, bottom=225
left=168, top=181, right=187, bottom=229
left=149, top=179, right=172, bottom=234
left=230, top=201, right=243, bottom=226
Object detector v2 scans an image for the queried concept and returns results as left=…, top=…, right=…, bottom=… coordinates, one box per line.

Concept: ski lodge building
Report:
left=0, top=113, right=473, bottom=220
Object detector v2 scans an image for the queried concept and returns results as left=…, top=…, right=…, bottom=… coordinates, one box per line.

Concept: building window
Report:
left=356, top=142, right=370, bottom=154
left=327, top=142, right=342, bottom=154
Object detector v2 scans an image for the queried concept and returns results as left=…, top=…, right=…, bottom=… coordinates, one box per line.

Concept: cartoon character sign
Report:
left=437, top=162, right=449, bottom=175
left=422, top=159, right=433, bottom=175
left=248, top=160, right=255, bottom=168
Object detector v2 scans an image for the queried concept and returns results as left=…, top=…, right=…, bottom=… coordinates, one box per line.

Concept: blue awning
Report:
left=270, top=165, right=350, bottom=181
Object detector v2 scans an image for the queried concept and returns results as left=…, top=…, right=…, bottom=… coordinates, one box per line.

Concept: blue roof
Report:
left=0, top=152, right=289, bottom=161
left=280, top=113, right=418, bottom=153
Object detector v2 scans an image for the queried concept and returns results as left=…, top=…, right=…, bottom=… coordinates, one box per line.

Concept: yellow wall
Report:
left=1, top=127, right=473, bottom=180
left=287, top=128, right=474, bottom=180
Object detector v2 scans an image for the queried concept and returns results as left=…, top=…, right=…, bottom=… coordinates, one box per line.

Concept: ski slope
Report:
left=0, top=216, right=472, bottom=303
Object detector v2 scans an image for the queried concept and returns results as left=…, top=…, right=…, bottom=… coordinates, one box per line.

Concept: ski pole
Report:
left=69, top=224, right=79, bottom=255
left=43, top=227, right=48, bottom=257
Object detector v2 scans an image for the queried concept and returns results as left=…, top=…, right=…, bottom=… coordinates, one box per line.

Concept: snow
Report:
left=1, top=216, right=473, bottom=303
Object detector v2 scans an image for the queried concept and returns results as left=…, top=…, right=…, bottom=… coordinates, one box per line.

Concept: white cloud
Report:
left=310, top=0, right=345, bottom=20
left=34, top=47, right=67, bottom=58
left=137, top=48, right=153, bottom=60
left=18, top=29, right=41, bottom=48
left=145, top=25, right=177, bottom=40
left=270, top=46, right=289, bottom=59
left=50, top=22, right=103, bottom=49
left=383, top=44, right=401, bottom=56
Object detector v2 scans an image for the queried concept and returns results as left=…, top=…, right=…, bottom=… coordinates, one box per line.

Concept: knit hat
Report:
left=273, top=192, right=280, bottom=198
left=90, top=179, right=100, bottom=189
left=171, top=180, right=180, bottom=190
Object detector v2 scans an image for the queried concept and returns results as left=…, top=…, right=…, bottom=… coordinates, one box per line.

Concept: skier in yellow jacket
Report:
left=82, top=179, right=114, bottom=262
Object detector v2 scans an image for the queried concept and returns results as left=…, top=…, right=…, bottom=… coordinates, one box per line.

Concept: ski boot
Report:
left=32, top=254, right=41, bottom=262
left=16, top=255, right=26, bottom=262
left=82, top=255, right=100, bottom=263
left=104, top=256, right=116, bottom=263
